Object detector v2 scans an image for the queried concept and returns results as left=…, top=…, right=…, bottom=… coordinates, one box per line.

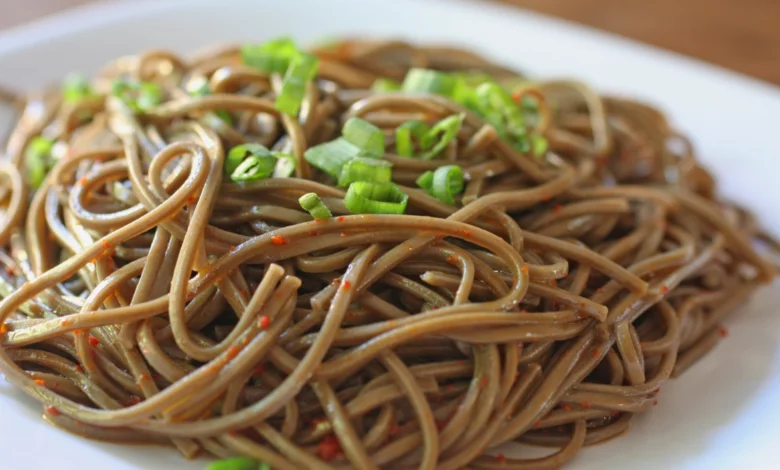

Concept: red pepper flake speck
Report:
left=226, top=346, right=240, bottom=359
left=317, top=435, right=342, bottom=461
left=78, top=177, right=88, bottom=186
left=229, top=246, right=236, bottom=252
left=88, top=336, right=99, bottom=347
left=254, top=364, right=265, bottom=376
left=337, top=216, right=345, bottom=222
left=521, top=266, right=529, bottom=275
left=612, top=411, right=621, bottom=416
left=340, top=232, right=347, bottom=237
left=463, top=230, right=472, bottom=237
left=660, top=286, right=670, bottom=294
left=258, top=315, right=271, bottom=329
left=45, top=406, right=60, bottom=416
left=446, top=255, right=456, bottom=264
left=581, top=401, right=590, bottom=409
left=309, top=230, right=320, bottom=237
left=127, top=396, right=142, bottom=406
left=592, top=349, right=600, bottom=358
left=271, top=235, right=288, bottom=246
left=480, top=376, right=488, bottom=388
left=74, top=365, right=83, bottom=372
left=719, top=327, right=729, bottom=338
left=534, top=420, right=542, bottom=428
left=553, top=204, right=562, bottom=212
left=341, top=280, right=352, bottom=291
left=496, top=453, right=506, bottom=463
left=34, top=379, right=45, bottom=386
left=562, top=404, right=573, bottom=412
left=0, top=324, right=6, bottom=334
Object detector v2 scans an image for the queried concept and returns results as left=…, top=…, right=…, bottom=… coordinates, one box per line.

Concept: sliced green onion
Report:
left=371, top=78, right=401, bottom=92
left=420, top=114, right=464, bottom=160
left=299, top=192, right=333, bottom=219
left=416, top=170, right=434, bottom=191
left=111, top=80, right=162, bottom=113
left=531, top=134, right=548, bottom=157
left=187, top=77, right=233, bottom=125
left=63, top=74, right=93, bottom=104
left=402, top=68, right=458, bottom=97
left=430, top=165, right=464, bottom=205
left=395, top=120, right=429, bottom=157
left=231, top=154, right=277, bottom=182
left=225, top=144, right=270, bottom=176
left=304, top=138, right=362, bottom=178
left=25, top=136, right=55, bottom=189
left=206, top=457, right=264, bottom=470
left=342, top=117, right=385, bottom=156
left=241, top=37, right=300, bottom=74
left=344, top=181, right=408, bottom=215
left=275, top=52, right=318, bottom=116
left=337, top=157, right=392, bottom=187
left=273, top=153, right=297, bottom=177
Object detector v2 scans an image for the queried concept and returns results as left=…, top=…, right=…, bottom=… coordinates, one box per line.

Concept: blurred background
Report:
left=1, top=0, right=778, bottom=84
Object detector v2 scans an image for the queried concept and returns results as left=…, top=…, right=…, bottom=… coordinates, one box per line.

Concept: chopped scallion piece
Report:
left=225, top=144, right=269, bottom=176
left=275, top=52, right=318, bottom=116
left=420, top=114, right=464, bottom=160
left=430, top=165, right=464, bottom=205
left=371, top=78, right=401, bottom=92
left=63, top=74, right=93, bottom=104
left=231, top=154, right=278, bottom=182
left=299, top=192, right=332, bottom=219
left=25, top=136, right=55, bottom=189
left=395, top=120, right=429, bottom=157
left=342, top=117, right=385, bottom=156
left=226, top=144, right=295, bottom=181
left=344, top=181, right=408, bottom=215
left=206, top=457, right=264, bottom=470
left=273, top=153, right=297, bottom=178
left=304, top=138, right=362, bottom=178
left=337, top=157, right=392, bottom=187
left=402, top=68, right=458, bottom=97
left=416, top=170, right=434, bottom=191
left=111, top=80, right=162, bottom=113
left=241, top=37, right=300, bottom=74
left=531, top=134, right=548, bottom=157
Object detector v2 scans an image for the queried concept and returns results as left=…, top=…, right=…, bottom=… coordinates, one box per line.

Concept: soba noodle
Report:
left=0, top=38, right=775, bottom=469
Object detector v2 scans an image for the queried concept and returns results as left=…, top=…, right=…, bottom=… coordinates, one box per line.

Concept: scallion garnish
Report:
left=62, top=74, right=93, bottom=104
left=402, top=68, right=458, bottom=97
left=303, top=138, right=362, bottom=178
left=206, top=457, right=268, bottom=470
left=344, top=181, right=408, bottom=215
left=25, top=136, right=55, bottom=189
left=420, top=114, right=464, bottom=160
left=430, top=165, right=464, bottom=205
left=226, top=144, right=296, bottom=181
left=299, top=192, right=333, bottom=219
left=338, top=157, right=392, bottom=187
left=111, top=79, right=162, bottom=113
left=342, top=117, right=385, bottom=156
left=395, top=120, right=429, bottom=157
left=531, top=134, right=548, bottom=157
left=416, top=170, right=434, bottom=191
left=275, top=52, right=318, bottom=116
left=371, top=78, right=401, bottom=92
left=241, top=37, right=300, bottom=74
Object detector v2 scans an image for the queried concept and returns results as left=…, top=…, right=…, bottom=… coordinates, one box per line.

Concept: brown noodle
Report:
left=0, top=38, right=776, bottom=469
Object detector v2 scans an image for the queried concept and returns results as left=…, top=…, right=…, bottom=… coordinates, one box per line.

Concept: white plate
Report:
left=1, top=1, right=779, bottom=469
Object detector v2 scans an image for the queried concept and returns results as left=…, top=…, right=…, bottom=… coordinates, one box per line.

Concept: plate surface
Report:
left=1, top=1, right=779, bottom=469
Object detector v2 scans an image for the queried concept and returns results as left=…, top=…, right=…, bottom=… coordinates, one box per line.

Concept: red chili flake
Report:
left=591, top=349, right=600, bottom=358
left=0, top=324, right=6, bottom=334
left=521, top=266, right=529, bottom=275
left=542, top=196, right=551, bottom=202
left=553, top=204, right=562, bottom=213
left=562, top=404, right=573, bottom=412
left=88, top=336, right=100, bottom=347
left=496, top=453, right=506, bottom=463
left=337, top=216, right=345, bottom=222
left=187, top=194, right=197, bottom=205
left=239, top=288, right=248, bottom=297
left=511, top=90, right=523, bottom=103
left=258, top=315, right=271, bottom=329
left=480, top=376, right=488, bottom=388
left=580, top=401, right=590, bottom=409
left=138, top=374, right=150, bottom=383
left=74, top=365, right=84, bottom=373
left=340, top=232, right=348, bottom=237
left=341, top=280, right=352, bottom=291
left=126, top=396, right=142, bottom=406
left=446, top=255, right=456, bottom=264
left=317, top=435, right=342, bottom=461
left=719, top=327, right=729, bottom=338
left=34, top=379, right=45, bottom=386
left=78, top=176, right=88, bottom=186
left=390, top=422, right=400, bottom=436
left=331, top=277, right=341, bottom=285
left=45, top=406, right=60, bottom=416
left=463, top=230, right=472, bottom=237
left=309, top=230, right=320, bottom=237
left=229, top=246, right=237, bottom=252
left=659, top=286, right=670, bottom=294
left=227, top=431, right=237, bottom=437
left=534, top=420, right=542, bottom=428
left=612, top=411, right=621, bottom=417
left=271, top=235, right=288, bottom=246
left=226, top=346, right=240, bottom=360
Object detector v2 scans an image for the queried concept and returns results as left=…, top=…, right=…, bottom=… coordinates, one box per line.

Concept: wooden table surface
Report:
left=2, top=0, right=778, bottom=85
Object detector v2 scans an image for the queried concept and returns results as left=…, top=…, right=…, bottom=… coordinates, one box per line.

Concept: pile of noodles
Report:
left=0, top=39, right=777, bottom=470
